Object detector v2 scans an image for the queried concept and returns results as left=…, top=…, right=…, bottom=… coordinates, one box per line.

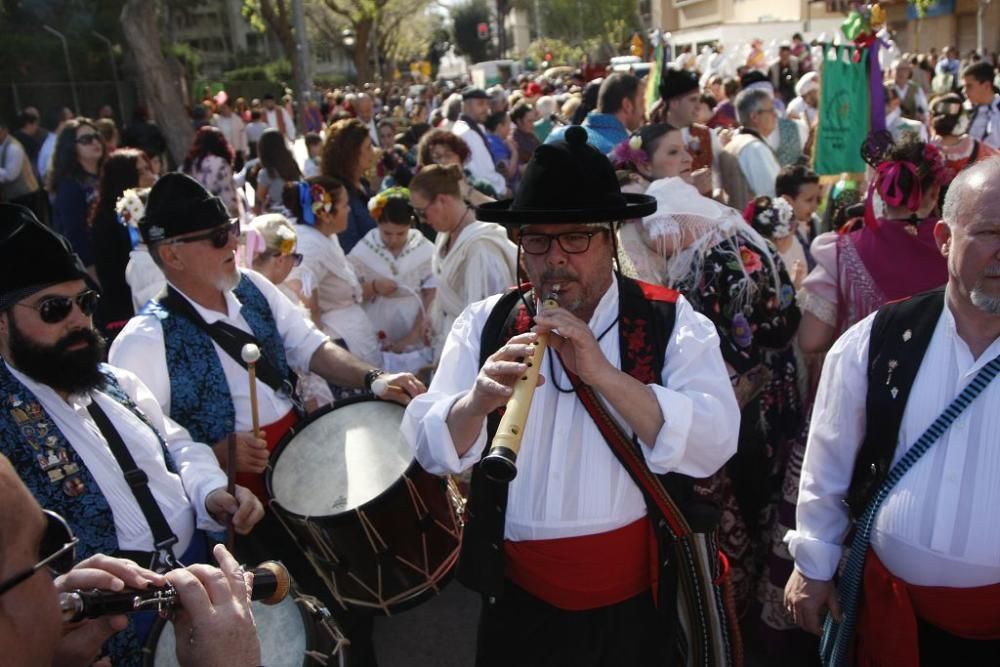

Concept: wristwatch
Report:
left=363, top=368, right=385, bottom=392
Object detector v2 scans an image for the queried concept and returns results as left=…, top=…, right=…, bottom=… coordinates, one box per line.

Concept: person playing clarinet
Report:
left=402, top=126, right=739, bottom=666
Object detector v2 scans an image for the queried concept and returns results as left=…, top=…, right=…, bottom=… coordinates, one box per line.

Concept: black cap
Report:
left=476, top=126, right=656, bottom=225
left=139, top=173, right=231, bottom=244
left=659, top=67, right=700, bottom=101
left=461, top=88, right=490, bottom=101
left=0, top=204, right=89, bottom=309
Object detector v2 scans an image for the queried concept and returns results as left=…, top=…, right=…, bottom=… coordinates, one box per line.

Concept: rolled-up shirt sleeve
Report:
left=637, top=297, right=740, bottom=477
left=785, top=313, right=873, bottom=580
left=116, top=368, right=227, bottom=532
left=402, top=297, right=498, bottom=475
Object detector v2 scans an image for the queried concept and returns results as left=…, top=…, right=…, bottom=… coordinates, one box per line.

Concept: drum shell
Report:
left=266, top=398, right=463, bottom=615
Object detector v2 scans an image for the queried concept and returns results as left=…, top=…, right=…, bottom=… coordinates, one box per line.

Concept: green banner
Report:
left=814, top=45, right=870, bottom=175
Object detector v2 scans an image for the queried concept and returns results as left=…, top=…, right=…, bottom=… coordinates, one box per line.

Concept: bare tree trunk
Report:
left=353, top=19, right=372, bottom=83
left=120, top=0, right=193, bottom=165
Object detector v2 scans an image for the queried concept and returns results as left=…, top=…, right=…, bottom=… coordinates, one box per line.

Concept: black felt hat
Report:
left=461, top=87, right=490, bottom=101
left=0, top=204, right=89, bottom=309
left=476, top=125, right=656, bottom=225
left=659, top=67, right=700, bottom=101
left=139, top=172, right=231, bottom=244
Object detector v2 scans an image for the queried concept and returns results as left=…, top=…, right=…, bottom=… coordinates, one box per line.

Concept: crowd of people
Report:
left=1, top=29, right=999, bottom=667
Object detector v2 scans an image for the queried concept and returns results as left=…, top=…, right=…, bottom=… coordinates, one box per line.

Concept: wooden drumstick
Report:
left=371, top=376, right=405, bottom=398
left=225, top=432, right=236, bottom=551
left=241, top=343, right=262, bottom=438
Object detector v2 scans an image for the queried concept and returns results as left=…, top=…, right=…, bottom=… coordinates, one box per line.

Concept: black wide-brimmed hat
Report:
left=0, top=203, right=89, bottom=309
left=660, top=67, right=700, bottom=101
left=139, top=172, right=231, bottom=244
left=476, top=125, right=656, bottom=225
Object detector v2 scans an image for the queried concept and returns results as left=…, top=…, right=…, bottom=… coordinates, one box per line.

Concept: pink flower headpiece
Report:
left=611, top=135, right=649, bottom=169
left=873, top=143, right=953, bottom=212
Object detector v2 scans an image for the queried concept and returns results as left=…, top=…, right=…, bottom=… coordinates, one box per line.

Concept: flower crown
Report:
left=297, top=181, right=334, bottom=226
left=274, top=224, right=296, bottom=255
left=743, top=195, right=795, bottom=240
left=368, top=186, right=410, bottom=221
left=611, top=135, right=649, bottom=169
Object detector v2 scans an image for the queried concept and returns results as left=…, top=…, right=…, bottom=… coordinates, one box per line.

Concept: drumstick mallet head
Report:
left=371, top=376, right=404, bottom=398
left=241, top=344, right=262, bottom=438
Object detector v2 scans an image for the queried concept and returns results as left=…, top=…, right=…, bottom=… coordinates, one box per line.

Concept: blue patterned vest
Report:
left=0, top=362, right=178, bottom=667
left=141, top=273, right=294, bottom=445
left=775, top=117, right=804, bottom=166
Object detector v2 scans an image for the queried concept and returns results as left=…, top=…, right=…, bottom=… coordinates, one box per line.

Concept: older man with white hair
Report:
left=785, top=157, right=1000, bottom=665
left=718, top=87, right=781, bottom=210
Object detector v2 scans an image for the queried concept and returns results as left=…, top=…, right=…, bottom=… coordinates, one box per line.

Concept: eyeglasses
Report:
left=164, top=220, right=240, bottom=249
left=0, top=510, right=78, bottom=597
left=520, top=230, right=606, bottom=255
left=15, top=290, right=100, bottom=325
left=411, top=202, right=431, bottom=220
left=75, top=133, right=100, bottom=146
left=272, top=251, right=303, bottom=266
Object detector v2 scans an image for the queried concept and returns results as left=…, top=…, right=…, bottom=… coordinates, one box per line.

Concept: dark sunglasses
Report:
left=164, top=220, right=240, bottom=249
left=75, top=133, right=101, bottom=146
left=15, top=290, right=101, bottom=325
left=0, top=510, right=78, bottom=596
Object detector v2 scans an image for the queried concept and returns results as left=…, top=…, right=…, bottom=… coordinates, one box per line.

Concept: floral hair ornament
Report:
left=873, top=144, right=951, bottom=213
left=115, top=187, right=149, bottom=249
left=743, top=195, right=795, bottom=240
left=368, top=186, right=411, bottom=221
left=297, top=181, right=334, bottom=226
left=274, top=224, right=296, bottom=255
left=611, top=134, right=649, bottom=169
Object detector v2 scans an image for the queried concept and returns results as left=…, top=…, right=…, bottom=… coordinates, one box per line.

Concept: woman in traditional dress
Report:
left=929, top=93, right=998, bottom=178
left=617, top=142, right=801, bottom=636
left=797, top=135, right=951, bottom=355
left=281, top=176, right=382, bottom=370
left=408, top=164, right=517, bottom=360
left=348, top=187, right=435, bottom=374
left=182, top=125, right=240, bottom=217
left=244, top=213, right=333, bottom=412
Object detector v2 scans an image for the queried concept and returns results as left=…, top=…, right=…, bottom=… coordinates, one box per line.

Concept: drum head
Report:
left=270, top=399, right=409, bottom=517
left=150, top=595, right=307, bottom=666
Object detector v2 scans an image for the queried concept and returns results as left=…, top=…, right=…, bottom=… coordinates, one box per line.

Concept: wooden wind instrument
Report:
left=481, top=285, right=560, bottom=482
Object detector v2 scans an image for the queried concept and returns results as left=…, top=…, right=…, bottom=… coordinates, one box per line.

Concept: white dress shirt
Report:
left=0, top=135, right=26, bottom=183
left=264, top=107, right=296, bottom=143
left=968, top=94, right=1000, bottom=149
left=6, top=362, right=226, bottom=556
left=786, top=299, right=1000, bottom=587
left=212, top=113, right=249, bottom=155
left=109, top=270, right=328, bottom=432
left=403, top=277, right=740, bottom=542
left=452, top=118, right=508, bottom=195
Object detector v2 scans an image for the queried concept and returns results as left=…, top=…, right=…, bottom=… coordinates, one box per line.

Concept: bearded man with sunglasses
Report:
left=402, top=126, right=740, bottom=665
left=109, top=173, right=425, bottom=664
left=0, top=203, right=265, bottom=665
left=0, top=454, right=262, bottom=667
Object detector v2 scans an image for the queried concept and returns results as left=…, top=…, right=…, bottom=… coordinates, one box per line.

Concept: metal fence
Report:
left=5, top=80, right=141, bottom=126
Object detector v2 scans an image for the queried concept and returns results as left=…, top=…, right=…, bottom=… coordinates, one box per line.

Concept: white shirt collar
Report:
left=166, top=279, right=243, bottom=325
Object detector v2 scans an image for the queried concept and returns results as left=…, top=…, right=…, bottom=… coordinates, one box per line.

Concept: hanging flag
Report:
left=814, top=44, right=871, bottom=174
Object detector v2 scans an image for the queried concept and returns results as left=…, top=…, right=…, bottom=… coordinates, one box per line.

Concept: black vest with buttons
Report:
left=846, top=288, right=946, bottom=518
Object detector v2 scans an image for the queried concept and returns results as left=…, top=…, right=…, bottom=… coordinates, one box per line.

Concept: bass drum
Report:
left=144, top=588, right=348, bottom=666
left=267, top=397, right=463, bottom=614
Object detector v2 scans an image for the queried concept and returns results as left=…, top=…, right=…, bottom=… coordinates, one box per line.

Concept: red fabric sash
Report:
left=855, top=549, right=1000, bottom=667
left=237, top=409, right=299, bottom=502
left=503, top=517, right=654, bottom=611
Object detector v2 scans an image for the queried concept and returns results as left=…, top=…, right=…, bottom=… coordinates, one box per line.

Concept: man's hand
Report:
left=206, top=486, right=265, bottom=534
left=212, top=432, right=269, bottom=474
left=166, top=544, right=261, bottom=667
left=53, top=555, right=167, bottom=667
left=784, top=568, right=842, bottom=635
left=533, top=307, right=613, bottom=387
left=373, top=371, right=426, bottom=406
left=464, top=331, right=544, bottom=417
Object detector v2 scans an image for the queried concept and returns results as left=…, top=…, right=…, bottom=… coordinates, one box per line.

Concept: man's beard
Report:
left=8, top=316, right=106, bottom=394
left=971, top=286, right=1000, bottom=315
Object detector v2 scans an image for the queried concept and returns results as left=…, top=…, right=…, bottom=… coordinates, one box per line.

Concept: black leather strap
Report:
left=87, top=398, right=179, bottom=572
left=160, top=286, right=293, bottom=395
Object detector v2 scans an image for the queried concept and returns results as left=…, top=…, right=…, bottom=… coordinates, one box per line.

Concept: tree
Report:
left=451, top=0, right=494, bottom=64
left=241, top=1, right=302, bottom=92
left=120, top=0, right=193, bottom=164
